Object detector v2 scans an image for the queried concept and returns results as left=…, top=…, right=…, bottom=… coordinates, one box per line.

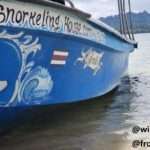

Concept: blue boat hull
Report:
left=0, top=0, right=135, bottom=125
left=0, top=26, right=132, bottom=107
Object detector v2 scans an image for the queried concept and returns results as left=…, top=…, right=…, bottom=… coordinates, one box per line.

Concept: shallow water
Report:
left=0, top=33, right=150, bottom=150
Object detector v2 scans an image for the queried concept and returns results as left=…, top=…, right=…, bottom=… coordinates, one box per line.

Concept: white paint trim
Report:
left=51, top=60, right=66, bottom=65
left=0, top=81, right=8, bottom=92
left=53, top=51, right=69, bottom=56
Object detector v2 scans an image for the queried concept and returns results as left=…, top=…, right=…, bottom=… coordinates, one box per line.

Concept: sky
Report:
left=72, top=0, right=150, bottom=18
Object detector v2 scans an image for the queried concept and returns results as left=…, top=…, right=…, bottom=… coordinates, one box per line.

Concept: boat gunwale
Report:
left=16, top=0, right=91, bottom=18
left=88, top=18, right=137, bottom=45
left=6, top=0, right=136, bottom=46
left=18, top=0, right=136, bottom=45
left=0, top=25, right=134, bottom=53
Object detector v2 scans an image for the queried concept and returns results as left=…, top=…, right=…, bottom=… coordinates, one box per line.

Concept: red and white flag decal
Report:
left=51, top=50, right=69, bottom=65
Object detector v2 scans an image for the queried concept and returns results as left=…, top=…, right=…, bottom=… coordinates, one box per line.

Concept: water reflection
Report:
left=0, top=76, right=136, bottom=150
left=0, top=93, right=115, bottom=150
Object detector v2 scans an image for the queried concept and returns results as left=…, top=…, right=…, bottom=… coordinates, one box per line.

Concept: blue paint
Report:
left=0, top=16, right=135, bottom=124
left=0, top=39, right=21, bottom=105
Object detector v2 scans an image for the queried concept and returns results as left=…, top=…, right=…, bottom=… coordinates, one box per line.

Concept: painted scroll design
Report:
left=0, top=31, right=53, bottom=106
left=0, top=81, right=8, bottom=92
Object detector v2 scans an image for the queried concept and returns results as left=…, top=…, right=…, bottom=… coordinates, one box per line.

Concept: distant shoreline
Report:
left=134, top=32, right=150, bottom=34
left=100, top=11, right=150, bottom=35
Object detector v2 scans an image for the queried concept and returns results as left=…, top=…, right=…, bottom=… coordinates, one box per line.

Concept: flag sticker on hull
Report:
left=51, top=50, right=69, bottom=65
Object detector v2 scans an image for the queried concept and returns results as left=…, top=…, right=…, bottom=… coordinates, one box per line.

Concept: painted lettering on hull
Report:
left=0, top=1, right=105, bottom=43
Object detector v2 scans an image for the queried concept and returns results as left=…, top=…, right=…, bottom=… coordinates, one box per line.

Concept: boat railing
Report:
left=16, top=0, right=91, bottom=18
left=65, top=0, right=75, bottom=8
left=118, top=0, right=135, bottom=40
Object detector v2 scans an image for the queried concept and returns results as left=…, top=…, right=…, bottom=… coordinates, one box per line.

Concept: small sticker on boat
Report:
left=0, top=81, right=8, bottom=92
left=76, top=49, right=104, bottom=75
left=51, top=50, right=69, bottom=65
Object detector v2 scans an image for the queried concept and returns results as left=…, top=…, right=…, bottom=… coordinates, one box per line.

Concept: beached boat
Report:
left=0, top=0, right=136, bottom=115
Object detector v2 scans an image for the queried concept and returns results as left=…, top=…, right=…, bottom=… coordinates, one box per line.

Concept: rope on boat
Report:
left=118, top=0, right=135, bottom=40
left=122, top=0, right=132, bottom=39
left=128, top=0, right=135, bottom=40
left=118, top=0, right=124, bottom=34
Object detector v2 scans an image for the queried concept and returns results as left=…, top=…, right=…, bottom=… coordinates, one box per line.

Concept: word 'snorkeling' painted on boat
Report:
left=0, top=1, right=105, bottom=43
left=0, top=31, right=53, bottom=106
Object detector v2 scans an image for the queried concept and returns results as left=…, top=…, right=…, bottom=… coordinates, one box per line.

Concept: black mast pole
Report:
left=128, top=0, right=135, bottom=40
left=118, top=0, right=123, bottom=34
left=123, top=0, right=132, bottom=39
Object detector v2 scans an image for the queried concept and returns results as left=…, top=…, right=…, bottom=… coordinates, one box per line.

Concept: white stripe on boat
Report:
left=0, top=81, right=8, bottom=92
left=53, top=51, right=69, bottom=56
left=51, top=60, right=66, bottom=65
